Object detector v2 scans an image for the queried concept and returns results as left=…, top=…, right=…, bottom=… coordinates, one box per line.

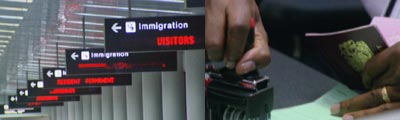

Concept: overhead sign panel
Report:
left=9, top=95, right=80, bottom=103
left=0, top=105, right=41, bottom=114
left=65, top=48, right=177, bottom=74
left=21, top=87, right=101, bottom=97
left=8, top=101, right=64, bottom=109
left=42, top=68, right=67, bottom=80
left=41, top=73, right=132, bottom=88
left=186, top=0, right=205, bottom=8
left=105, top=15, right=204, bottom=52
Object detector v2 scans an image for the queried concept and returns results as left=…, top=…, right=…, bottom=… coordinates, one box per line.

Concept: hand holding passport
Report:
left=306, top=17, right=400, bottom=119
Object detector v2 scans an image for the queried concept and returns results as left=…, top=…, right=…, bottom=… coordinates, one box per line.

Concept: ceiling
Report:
left=0, top=0, right=204, bottom=101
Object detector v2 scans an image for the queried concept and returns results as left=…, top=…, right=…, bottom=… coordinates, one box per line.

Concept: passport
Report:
left=306, top=25, right=386, bottom=89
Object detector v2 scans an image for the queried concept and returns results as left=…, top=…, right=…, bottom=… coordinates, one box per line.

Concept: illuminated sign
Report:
left=8, top=101, right=64, bottom=109
left=8, top=95, right=80, bottom=103
left=42, top=68, right=67, bottom=79
left=20, top=87, right=101, bottom=97
left=42, top=73, right=132, bottom=88
left=0, top=104, right=41, bottom=114
left=104, top=15, right=204, bottom=52
left=65, top=48, right=176, bottom=74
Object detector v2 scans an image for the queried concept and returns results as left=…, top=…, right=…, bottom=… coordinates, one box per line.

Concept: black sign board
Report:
left=105, top=15, right=204, bottom=52
left=9, top=95, right=80, bottom=103
left=186, top=0, right=205, bottom=8
left=0, top=104, right=41, bottom=114
left=42, top=68, right=67, bottom=80
left=8, top=101, right=64, bottom=109
left=20, top=87, right=101, bottom=97
left=27, top=80, right=45, bottom=90
left=42, top=73, right=132, bottom=88
left=65, top=48, right=177, bottom=74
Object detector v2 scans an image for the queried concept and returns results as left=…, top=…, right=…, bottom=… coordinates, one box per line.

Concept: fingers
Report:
left=205, top=0, right=227, bottom=61
left=342, top=102, right=400, bottom=120
left=224, top=0, right=252, bottom=69
left=362, top=50, right=390, bottom=89
left=236, top=45, right=270, bottom=75
left=371, top=67, right=395, bottom=89
left=236, top=9, right=270, bottom=75
left=331, top=88, right=385, bottom=116
left=331, top=86, right=400, bottom=116
left=252, top=4, right=270, bottom=68
left=206, top=0, right=269, bottom=74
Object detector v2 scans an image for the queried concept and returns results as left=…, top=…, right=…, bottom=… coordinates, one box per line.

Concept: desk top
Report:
left=261, top=49, right=337, bottom=109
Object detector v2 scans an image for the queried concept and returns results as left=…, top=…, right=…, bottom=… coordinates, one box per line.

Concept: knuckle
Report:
left=228, top=21, right=249, bottom=34
left=370, top=89, right=383, bottom=104
left=206, top=39, right=224, bottom=61
left=257, top=50, right=271, bottom=67
left=205, top=39, right=223, bottom=50
left=340, top=102, right=351, bottom=113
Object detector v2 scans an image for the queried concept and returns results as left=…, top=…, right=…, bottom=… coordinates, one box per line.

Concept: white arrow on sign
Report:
left=19, top=90, right=24, bottom=96
left=71, top=52, right=79, bottom=60
left=63, top=70, right=67, bottom=75
left=112, top=23, right=122, bottom=33
left=30, top=82, right=36, bottom=88
left=47, top=70, right=54, bottom=77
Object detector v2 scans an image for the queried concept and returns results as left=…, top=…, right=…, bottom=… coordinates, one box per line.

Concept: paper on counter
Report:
left=271, top=83, right=358, bottom=120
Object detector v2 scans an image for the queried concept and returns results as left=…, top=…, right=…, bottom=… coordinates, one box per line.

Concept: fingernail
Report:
left=225, top=61, right=236, bottom=69
left=206, top=49, right=222, bottom=61
left=331, top=104, right=340, bottom=115
left=207, top=52, right=217, bottom=61
left=237, top=61, right=256, bottom=74
left=207, top=54, right=215, bottom=61
left=343, top=115, right=353, bottom=120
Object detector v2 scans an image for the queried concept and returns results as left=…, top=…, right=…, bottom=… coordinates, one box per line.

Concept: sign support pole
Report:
left=82, top=17, right=86, bottom=49
left=3, top=92, right=5, bottom=104
left=24, top=71, right=28, bottom=89
left=128, top=0, right=132, bottom=18
left=56, top=42, right=59, bottom=67
left=38, top=59, right=41, bottom=80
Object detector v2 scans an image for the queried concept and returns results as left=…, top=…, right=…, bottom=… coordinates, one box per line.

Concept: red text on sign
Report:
left=50, top=88, right=76, bottom=95
left=28, top=102, right=42, bottom=106
left=157, top=35, right=195, bottom=46
left=36, top=96, right=59, bottom=101
left=57, top=79, right=81, bottom=85
left=85, top=77, right=115, bottom=84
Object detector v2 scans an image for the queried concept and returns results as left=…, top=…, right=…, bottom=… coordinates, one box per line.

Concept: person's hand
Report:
left=331, top=42, right=400, bottom=119
left=206, top=0, right=271, bottom=75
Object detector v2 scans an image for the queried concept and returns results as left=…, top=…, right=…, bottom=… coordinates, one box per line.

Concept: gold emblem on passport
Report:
left=339, top=40, right=373, bottom=72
